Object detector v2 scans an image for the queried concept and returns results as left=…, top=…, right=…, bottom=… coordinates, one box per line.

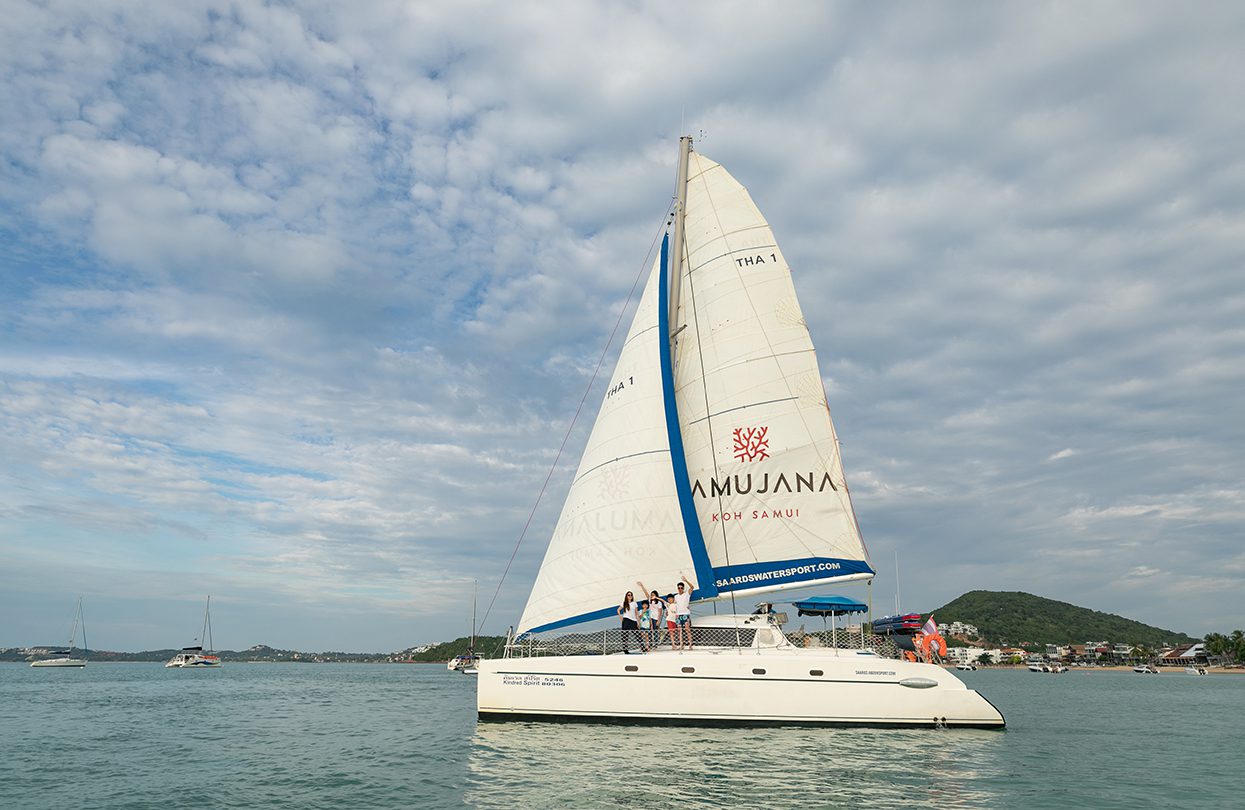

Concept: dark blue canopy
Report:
left=791, top=595, right=868, bottom=616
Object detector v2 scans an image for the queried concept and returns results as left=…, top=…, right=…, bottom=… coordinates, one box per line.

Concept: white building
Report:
left=946, top=647, right=1001, bottom=665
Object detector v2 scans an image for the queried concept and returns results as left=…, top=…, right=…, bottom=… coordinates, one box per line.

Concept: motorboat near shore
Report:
left=1026, top=661, right=1067, bottom=673
left=1133, top=664, right=1160, bottom=674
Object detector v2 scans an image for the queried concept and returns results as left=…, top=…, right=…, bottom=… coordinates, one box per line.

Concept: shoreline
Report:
left=950, top=663, right=1245, bottom=675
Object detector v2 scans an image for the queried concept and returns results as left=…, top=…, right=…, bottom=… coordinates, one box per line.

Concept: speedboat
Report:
left=956, top=663, right=977, bottom=671
left=1183, top=666, right=1207, bottom=675
left=1132, top=664, right=1159, bottom=674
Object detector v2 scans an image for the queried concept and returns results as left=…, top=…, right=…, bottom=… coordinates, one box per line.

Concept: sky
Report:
left=2, top=1, right=1243, bottom=652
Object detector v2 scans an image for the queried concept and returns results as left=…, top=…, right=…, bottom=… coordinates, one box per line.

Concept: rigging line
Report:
left=479, top=199, right=678, bottom=633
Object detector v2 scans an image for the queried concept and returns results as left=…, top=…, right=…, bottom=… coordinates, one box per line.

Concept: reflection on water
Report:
left=467, top=720, right=1004, bottom=808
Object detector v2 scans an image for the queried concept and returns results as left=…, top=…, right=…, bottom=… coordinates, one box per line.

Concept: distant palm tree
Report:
left=1204, top=633, right=1228, bottom=664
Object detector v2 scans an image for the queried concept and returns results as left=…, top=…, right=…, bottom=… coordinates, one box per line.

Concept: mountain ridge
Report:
left=924, top=590, right=1197, bottom=646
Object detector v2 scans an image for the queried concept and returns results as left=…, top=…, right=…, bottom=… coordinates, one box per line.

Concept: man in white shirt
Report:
left=673, top=574, right=695, bottom=650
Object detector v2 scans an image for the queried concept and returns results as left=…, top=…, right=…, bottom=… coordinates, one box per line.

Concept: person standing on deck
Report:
left=673, top=574, right=695, bottom=650
left=644, top=590, right=664, bottom=649
left=617, top=591, right=642, bottom=653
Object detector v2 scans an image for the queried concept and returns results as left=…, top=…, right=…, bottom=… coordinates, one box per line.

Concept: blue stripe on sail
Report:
left=711, top=557, right=876, bottom=592
left=522, top=606, right=620, bottom=637
left=658, top=233, right=719, bottom=599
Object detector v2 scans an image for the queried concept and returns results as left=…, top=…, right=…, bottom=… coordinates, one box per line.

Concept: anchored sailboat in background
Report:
left=449, top=581, right=483, bottom=674
left=166, top=596, right=222, bottom=668
left=477, top=137, right=1004, bottom=727
left=31, top=597, right=88, bottom=668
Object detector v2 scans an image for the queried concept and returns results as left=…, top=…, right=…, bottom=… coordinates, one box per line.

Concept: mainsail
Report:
left=516, top=141, right=873, bottom=635
left=672, top=153, right=874, bottom=596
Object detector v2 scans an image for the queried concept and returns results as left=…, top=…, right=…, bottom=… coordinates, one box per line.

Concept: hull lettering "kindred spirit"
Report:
left=691, top=471, right=838, bottom=499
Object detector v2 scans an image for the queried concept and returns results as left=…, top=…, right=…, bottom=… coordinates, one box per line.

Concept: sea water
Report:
left=1, top=663, right=1241, bottom=809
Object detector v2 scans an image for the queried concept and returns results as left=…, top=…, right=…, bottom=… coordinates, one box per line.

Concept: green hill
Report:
left=402, top=636, right=508, bottom=662
left=926, top=591, right=1197, bottom=647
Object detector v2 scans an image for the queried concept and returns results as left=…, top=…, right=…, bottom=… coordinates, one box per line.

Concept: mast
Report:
left=667, top=135, right=692, bottom=339
left=202, top=596, right=214, bottom=654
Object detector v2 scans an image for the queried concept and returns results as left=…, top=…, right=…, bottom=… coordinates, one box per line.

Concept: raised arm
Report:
left=680, top=573, right=695, bottom=593
left=636, top=580, right=649, bottom=599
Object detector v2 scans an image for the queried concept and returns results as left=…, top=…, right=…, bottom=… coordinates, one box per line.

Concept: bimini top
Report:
left=791, top=595, right=868, bottom=616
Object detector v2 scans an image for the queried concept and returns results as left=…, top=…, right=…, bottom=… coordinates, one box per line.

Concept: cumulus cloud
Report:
left=2, top=0, right=1243, bottom=649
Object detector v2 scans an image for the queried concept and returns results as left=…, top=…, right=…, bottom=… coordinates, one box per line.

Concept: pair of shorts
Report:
left=675, top=614, right=689, bottom=627
left=666, top=620, right=677, bottom=631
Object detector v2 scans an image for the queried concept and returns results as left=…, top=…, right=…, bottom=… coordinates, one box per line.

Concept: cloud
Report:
left=2, top=0, right=1244, bottom=649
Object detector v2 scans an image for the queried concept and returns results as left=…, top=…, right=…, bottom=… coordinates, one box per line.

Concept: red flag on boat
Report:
left=921, top=615, right=937, bottom=636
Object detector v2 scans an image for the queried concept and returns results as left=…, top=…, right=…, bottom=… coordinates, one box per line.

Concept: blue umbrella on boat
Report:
left=788, top=595, right=869, bottom=649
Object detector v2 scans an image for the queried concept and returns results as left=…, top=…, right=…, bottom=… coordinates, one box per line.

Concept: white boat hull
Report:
left=478, top=649, right=1004, bottom=728
left=31, top=658, right=87, bottom=668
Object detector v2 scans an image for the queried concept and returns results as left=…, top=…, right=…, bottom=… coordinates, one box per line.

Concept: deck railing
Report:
left=505, top=625, right=904, bottom=660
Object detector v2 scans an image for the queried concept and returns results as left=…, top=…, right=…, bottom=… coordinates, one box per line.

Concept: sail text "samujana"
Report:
left=691, top=472, right=838, bottom=499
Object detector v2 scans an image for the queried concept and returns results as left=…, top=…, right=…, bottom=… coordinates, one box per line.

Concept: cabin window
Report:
left=681, top=666, right=695, bottom=673
left=624, top=665, right=638, bottom=672
left=810, top=669, right=824, bottom=676
left=752, top=668, right=766, bottom=675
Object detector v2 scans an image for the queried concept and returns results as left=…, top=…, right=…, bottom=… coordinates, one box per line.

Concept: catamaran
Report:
left=165, top=596, right=222, bottom=668
left=476, top=137, right=1005, bottom=728
left=31, top=597, right=88, bottom=668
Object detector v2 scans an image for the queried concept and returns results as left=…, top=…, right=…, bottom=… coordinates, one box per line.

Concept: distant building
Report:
left=1160, top=643, right=1207, bottom=665
left=938, top=622, right=980, bottom=637
left=945, top=647, right=981, bottom=665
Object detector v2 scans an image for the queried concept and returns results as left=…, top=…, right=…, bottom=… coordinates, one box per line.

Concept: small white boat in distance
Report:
left=1184, top=666, right=1208, bottom=675
left=1133, top=664, right=1160, bottom=674
left=166, top=596, right=221, bottom=668
left=31, top=598, right=88, bottom=668
left=448, top=653, right=481, bottom=672
left=957, top=663, right=977, bottom=671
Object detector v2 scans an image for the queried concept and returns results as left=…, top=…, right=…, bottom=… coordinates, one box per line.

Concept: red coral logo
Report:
left=732, top=426, right=769, bottom=462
